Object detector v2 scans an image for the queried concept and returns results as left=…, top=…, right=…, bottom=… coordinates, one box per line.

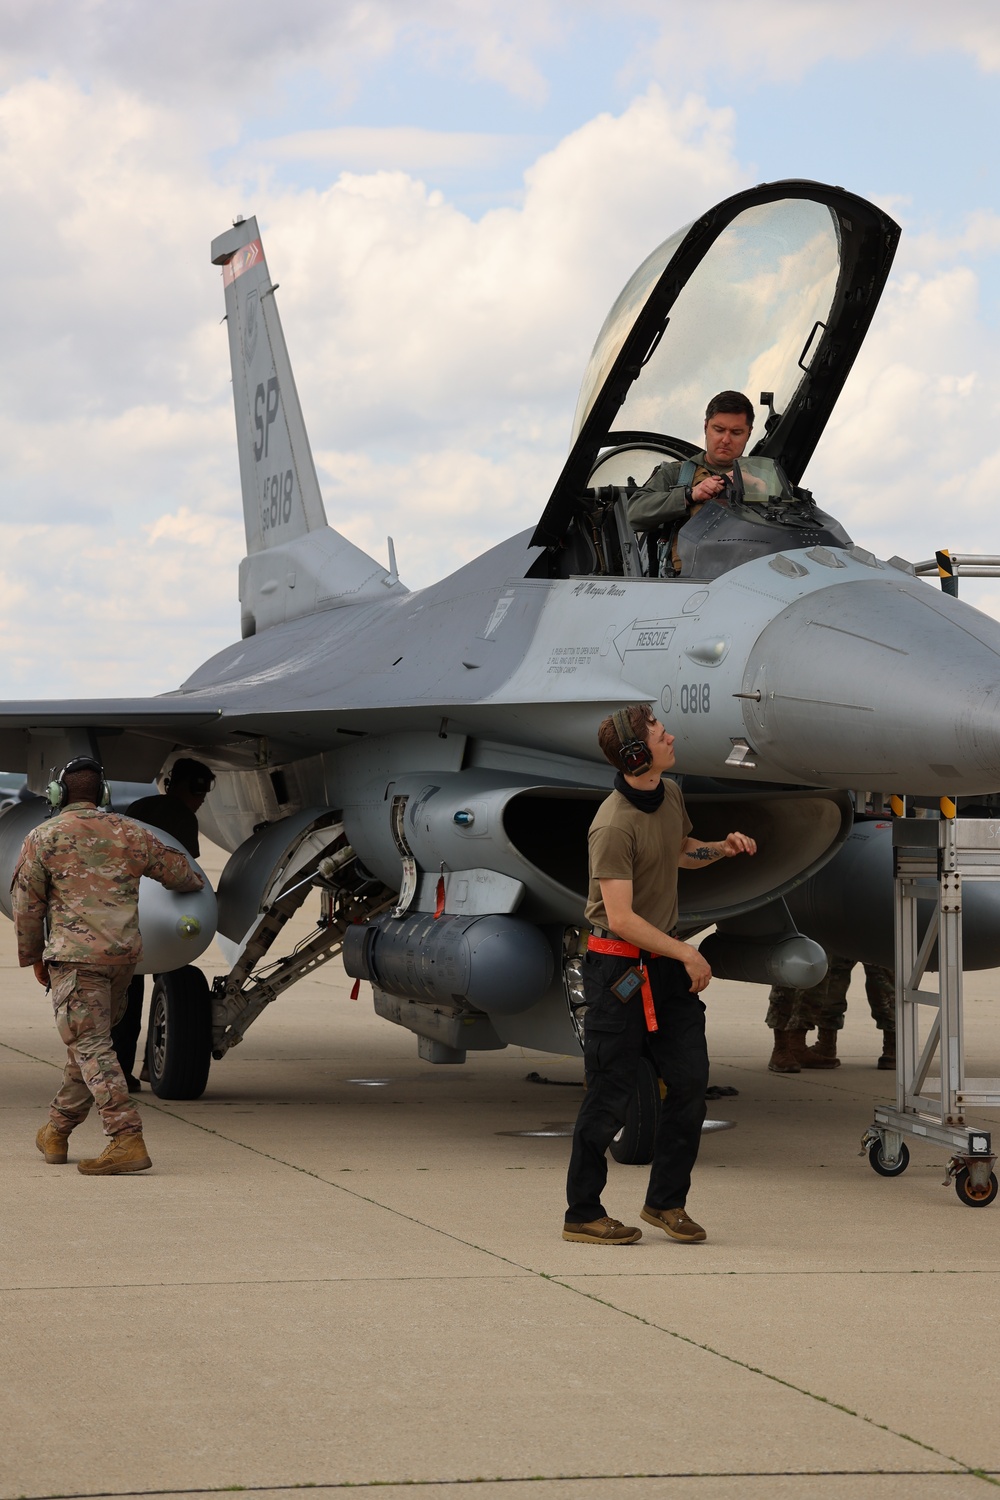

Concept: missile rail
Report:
left=861, top=816, right=1000, bottom=1207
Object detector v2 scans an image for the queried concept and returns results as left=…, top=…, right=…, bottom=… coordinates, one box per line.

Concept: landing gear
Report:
left=610, top=1056, right=661, bottom=1165
left=147, top=966, right=212, bottom=1100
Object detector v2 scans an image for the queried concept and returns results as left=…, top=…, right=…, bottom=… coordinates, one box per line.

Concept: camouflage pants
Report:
left=766, top=955, right=896, bottom=1034
left=48, top=963, right=142, bottom=1138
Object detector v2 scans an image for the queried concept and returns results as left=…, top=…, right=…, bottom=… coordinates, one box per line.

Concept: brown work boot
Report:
left=562, top=1215, right=641, bottom=1245
left=877, top=1032, right=897, bottom=1070
left=36, top=1124, right=70, bottom=1164
left=640, top=1205, right=707, bottom=1243
left=77, top=1131, right=152, bottom=1175
left=768, top=1030, right=800, bottom=1073
left=799, top=1027, right=841, bottom=1069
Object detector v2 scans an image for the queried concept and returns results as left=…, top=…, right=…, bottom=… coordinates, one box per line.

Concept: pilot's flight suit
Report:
left=626, top=450, right=731, bottom=574
left=12, top=804, right=201, bottom=1141
left=565, top=779, right=710, bottom=1224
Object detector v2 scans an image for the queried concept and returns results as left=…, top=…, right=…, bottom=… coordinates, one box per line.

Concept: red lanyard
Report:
left=587, top=936, right=659, bottom=1032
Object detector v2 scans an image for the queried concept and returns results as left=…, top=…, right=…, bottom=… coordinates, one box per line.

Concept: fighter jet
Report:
left=2, top=178, right=1000, bottom=1100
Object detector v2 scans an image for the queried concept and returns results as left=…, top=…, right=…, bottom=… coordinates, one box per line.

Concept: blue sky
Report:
left=0, top=1, right=998, bottom=692
left=219, top=10, right=997, bottom=228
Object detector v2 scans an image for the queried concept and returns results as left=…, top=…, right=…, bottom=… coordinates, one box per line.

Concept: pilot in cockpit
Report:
left=627, top=391, right=755, bottom=576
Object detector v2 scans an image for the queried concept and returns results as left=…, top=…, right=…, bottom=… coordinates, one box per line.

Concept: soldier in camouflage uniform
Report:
left=12, top=756, right=203, bottom=1175
left=766, top=953, right=896, bottom=1073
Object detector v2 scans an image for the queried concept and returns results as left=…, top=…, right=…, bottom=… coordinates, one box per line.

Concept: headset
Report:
left=612, top=708, right=654, bottom=776
left=47, top=756, right=111, bottom=810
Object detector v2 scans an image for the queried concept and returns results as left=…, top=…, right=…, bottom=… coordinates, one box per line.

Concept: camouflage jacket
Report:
left=12, top=803, right=203, bottom=968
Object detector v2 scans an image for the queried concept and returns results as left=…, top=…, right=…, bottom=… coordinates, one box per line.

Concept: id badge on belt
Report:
left=610, top=962, right=658, bottom=1032
left=610, top=965, right=645, bottom=1003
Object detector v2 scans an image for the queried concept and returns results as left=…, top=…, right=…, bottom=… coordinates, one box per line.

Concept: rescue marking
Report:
left=547, top=646, right=599, bottom=675
left=613, top=620, right=676, bottom=661
left=482, top=594, right=514, bottom=637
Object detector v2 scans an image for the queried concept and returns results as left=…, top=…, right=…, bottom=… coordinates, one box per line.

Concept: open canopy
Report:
left=532, top=180, right=900, bottom=549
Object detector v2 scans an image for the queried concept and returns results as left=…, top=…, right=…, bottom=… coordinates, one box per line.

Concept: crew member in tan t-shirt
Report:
left=563, top=704, right=756, bottom=1246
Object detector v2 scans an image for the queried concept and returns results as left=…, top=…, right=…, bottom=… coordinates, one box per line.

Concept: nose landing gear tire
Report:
left=146, top=966, right=212, bottom=1100
left=609, top=1056, right=661, bottom=1165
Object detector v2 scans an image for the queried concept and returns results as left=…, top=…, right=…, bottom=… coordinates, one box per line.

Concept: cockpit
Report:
left=559, top=450, right=851, bottom=582
left=529, top=183, right=899, bottom=583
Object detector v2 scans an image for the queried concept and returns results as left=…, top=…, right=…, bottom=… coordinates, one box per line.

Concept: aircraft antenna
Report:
left=385, top=536, right=399, bottom=586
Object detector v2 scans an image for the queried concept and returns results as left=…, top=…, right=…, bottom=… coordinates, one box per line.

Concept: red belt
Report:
left=587, top=935, right=658, bottom=1033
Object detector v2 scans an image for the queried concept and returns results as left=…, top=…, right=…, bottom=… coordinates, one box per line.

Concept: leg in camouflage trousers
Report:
left=766, top=955, right=851, bottom=1071
left=863, top=963, right=896, bottom=1032
left=48, top=963, right=142, bottom=1138
left=793, top=956, right=852, bottom=1031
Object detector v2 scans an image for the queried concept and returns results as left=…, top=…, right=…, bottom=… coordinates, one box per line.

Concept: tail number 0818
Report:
left=262, top=470, right=293, bottom=532
left=679, top=683, right=710, bottom=714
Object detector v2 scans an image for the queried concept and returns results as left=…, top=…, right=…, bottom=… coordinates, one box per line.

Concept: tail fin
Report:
left=211, top=217, right=404, bottom=634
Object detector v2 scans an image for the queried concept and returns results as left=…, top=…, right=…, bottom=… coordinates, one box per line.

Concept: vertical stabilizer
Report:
left=212, top=216, right=327, bottom=552
left=211, top=217, right=405, bottom=634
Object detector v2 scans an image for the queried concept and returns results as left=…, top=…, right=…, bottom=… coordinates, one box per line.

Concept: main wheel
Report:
left=609, top=1056, right=661, bottom=1165
left=146, top=966, right=212, bottom=1100
left=868, top=1139, right=910, bottom=1177
left=954, top=1167, right=999, bottom=1207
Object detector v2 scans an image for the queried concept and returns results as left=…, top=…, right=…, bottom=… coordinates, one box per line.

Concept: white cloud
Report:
left=805, top=260, right=1000, bottom=606
left=0, top=40, right=998, bottom=710
left=252, top=126, right=529, bottom=174
left=0, top=78, right=747, bottom=695
left=627, top=0, right=1000, bottom=85
left=0, top=0, right=562, bottom=107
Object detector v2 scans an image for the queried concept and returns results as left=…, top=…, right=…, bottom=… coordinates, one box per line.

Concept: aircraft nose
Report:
left=740, top=573, right=1000, bottom=794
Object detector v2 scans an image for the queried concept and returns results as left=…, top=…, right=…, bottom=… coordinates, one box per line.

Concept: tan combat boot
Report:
left=768, top=1030, right=801, bottom=1073
left=800, top=1027, right=841, bottom=1069
left=77, top=1131, right=152, bottom=1175
left=877, top=1031, right=897, bottom=1071
left=36, top=1123, right=70, bottom=1164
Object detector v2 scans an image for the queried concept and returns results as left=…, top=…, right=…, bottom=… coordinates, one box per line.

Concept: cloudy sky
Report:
left=1, top=0, right=999, bottom=695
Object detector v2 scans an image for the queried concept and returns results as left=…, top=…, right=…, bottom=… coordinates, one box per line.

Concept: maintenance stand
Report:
left=862, top=813, right=1000, bottom=1207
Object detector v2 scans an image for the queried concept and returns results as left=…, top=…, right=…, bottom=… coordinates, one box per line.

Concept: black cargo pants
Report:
left=565, top=951, right=709, bottom=1223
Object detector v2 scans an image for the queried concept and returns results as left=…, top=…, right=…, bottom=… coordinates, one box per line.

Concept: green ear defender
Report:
left=48, top=756, right=112, bottom=810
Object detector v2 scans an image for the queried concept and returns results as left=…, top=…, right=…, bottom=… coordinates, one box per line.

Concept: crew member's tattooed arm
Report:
left=678, top=831, right=757, bottom=869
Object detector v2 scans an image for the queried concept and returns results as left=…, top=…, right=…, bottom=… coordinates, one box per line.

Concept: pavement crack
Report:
left=6, top=1468, right=988, bottom=1498
left=103, top=1100, right=998, bottom=1488
left=540, top=1275, right=996, bottom=1486
left=6, top=1039, right=998, bottom=1490
left=0, top=1273, right=529, bottom=1293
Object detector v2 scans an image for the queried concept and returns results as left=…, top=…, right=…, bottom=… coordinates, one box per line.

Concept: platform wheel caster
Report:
left=953, top=1167, right=999, bottom=1207
left=868, top=1139, right=910, bottom=1177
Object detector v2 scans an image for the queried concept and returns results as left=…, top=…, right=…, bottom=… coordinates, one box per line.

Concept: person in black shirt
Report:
left=111, top=759, right=215, bottom=1090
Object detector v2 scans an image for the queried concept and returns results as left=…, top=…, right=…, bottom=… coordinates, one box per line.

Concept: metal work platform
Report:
left=862, top=815, right=1000, bottom=1206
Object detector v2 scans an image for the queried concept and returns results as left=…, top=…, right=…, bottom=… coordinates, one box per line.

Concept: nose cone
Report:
left=742, top=574, right=1000, bottom=794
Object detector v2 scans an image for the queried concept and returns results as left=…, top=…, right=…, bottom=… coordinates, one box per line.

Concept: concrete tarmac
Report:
left=3, top=841, right=1000, bottom=1499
